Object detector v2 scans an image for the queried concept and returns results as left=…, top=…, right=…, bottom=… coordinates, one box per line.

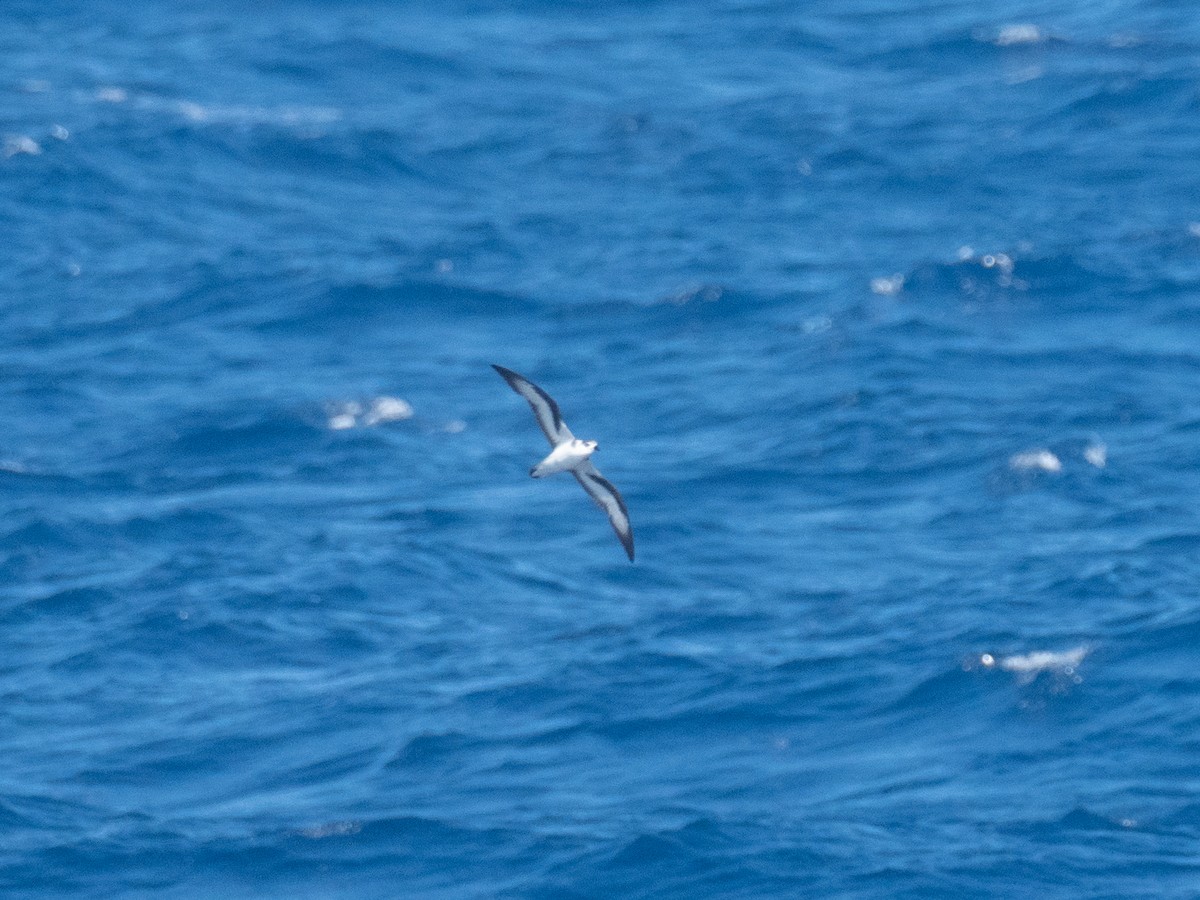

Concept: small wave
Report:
left=1056, top=805, right=1138, bottom=831
left=608, top=833, right=684, bottom=868
left=269, top=280, right=540, bottom=333
left=961, top=248, right=1023, bottom=289
left=386, top=731, right=481, bottom=769
left=606, top=818, right=733, bottom=870
left=903, top=246, right=1044, bottom=302
left=893, top=665, right=986, bottom=713
left=1162, top=802, right=1200, bottom=830
left=658, top=283, right=725, bottom=306
left=903, top=246, right=1121, bottom=314
left=173, top=412, right=314, bottom=457
left=28, top=586, right=116, bottom=617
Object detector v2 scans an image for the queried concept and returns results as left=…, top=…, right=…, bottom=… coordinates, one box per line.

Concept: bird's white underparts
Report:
left=492, top=364, right=634, bottom=562
left=529, top=438, right=598, bottom=478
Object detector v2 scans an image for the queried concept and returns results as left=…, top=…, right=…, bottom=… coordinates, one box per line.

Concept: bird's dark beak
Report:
left=594, top=444, right=599, bottom=451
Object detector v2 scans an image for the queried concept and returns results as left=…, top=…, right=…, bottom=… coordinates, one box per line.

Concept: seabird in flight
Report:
left=492, top=364, right=634, bottom=562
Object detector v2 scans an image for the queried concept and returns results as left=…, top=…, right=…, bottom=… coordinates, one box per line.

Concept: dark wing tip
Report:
left=492, top=364, right=520, bottom=385
left=492, top=364, right=535, bottom=404
left=492, top=364, right=565, bottom=440
left=582, top=470, right=634, bottom=562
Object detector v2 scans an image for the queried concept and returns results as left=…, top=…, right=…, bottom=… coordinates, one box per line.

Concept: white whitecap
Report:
left=95, top=86, right=128, bottom=103
left=326, top=397, right=414, bottom=430
left=870, top=274, right=905, bottom=296
left=1083, top=442, right=1107, bottom=468
left=326, top=400, right=363, bottom=430
left=1009, top=449, right=1061, bottom=473
left=1108, top=32, right=1142, bottom=49
left=298, top=821, right=361, bottom=839
left=171, top=98, right=341, bottom=128
left=363, top=396, right=414, bottom=426
left=981, top=646, right=1088, bottom=678
left=995, top=24, right=1045, bottom=46
left=801, top=315, right=832, bottom=335
left=4, top=136, right=41, bottom=158
left=177, top=100, right=210, bottom=123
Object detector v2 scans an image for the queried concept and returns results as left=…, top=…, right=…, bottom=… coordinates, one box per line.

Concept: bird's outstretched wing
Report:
left=492, top=365, right=574, bottom=447
left=573, top=460, right=634, bottom=562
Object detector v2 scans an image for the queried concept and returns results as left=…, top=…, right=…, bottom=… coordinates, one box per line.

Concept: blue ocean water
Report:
left=4, top=1, right=1200, bottom=896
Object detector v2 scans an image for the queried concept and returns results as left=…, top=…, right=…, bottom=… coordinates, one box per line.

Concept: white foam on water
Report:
left=4, top=135, right=41, bottom=158
left=995, top=646, right=1087, bottom=673
left=363, top=397, right=414, bottom=426
left=326, top=400, right=363, bottom=430
left=994, top=24, right=1045, bottom=46
left=298, top=821, right=362, bottom=839
left=801, top=315, right=832, bottom=335
left=327, top=397, right=414, bottom=430
left=172, top=99, right=341, bottom=128
left=980, top=646, right=1089, bottom=684
left=89, top=86, right=341, bottom=135
left=1009, top=449, right=1061, bottom=473
left=95, top=86, right=128, bottom=103
left=870, top=273, right=905, bottom=296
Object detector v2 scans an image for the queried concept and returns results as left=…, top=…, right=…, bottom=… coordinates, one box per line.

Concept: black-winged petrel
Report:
left=492, top=365, right=634, bottom=562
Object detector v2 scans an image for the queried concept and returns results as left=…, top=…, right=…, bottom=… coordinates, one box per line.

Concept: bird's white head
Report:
left=580, top=439, right=598, bottom=453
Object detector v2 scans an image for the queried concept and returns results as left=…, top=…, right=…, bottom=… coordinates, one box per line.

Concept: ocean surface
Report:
left=3, top=1, right=1200, bottom=897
